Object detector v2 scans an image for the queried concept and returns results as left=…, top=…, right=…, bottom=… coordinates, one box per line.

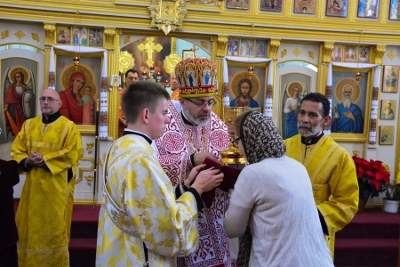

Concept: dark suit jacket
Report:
left=0, top=159, right=19, bottom=248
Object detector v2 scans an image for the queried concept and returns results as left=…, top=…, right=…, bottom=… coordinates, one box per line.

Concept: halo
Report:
left=61, top=65, right=94, bottom=91
left=286, top=81, right=304, bottom=97
left=335, top=78, right=361, bottom=103
left=80, top=80, right=97, bottom=97
left=8, top=66, right=31, bottom=84
left=230, top=71, right=260, bottom=99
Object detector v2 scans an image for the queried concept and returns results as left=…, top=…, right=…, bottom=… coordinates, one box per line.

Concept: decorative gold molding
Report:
left=85, top=175, right=94, bottom=186
left=148, top=0, right=188, bottom=35
left=86, top=142, right=94, bottom=154
left=163, top=38, right=182, bottom=75
left=43, top=23, right=56, bottom=46
left=373, top=45, right=386, bottom=65
left=387, top=51, right=396, bottom=61
left=293, top=48, right=301, bottom=57
left=119, top=51, right=135, bottom=74
left=322, top=42, right=334, bottom=63
left=76, top=156, right=94, bottom=184
left=281, top=49, right=287, bottom=58
left=268, top=39, right=281, bottom=60
left=104, top=28, right=116, bottom=51
left=308, top=51, right=314, bottom=59
left=216, top=35, right=228, bottom=57
left=31, top=33, right=40, bottom=42
left=1, top=30, right=9, bottom=39
left=14, top=30, right=25, bottom=40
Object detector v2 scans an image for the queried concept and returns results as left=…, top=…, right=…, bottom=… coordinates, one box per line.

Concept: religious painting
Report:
left=255, top=40, right=268, bottom=57
left=293, top=0, right=316, bottom=14
left=280, top=73, right=311, bottom=139
left=389, top=0, right=400, bottom=20
left=331, top=45, right=343, bottom=62
left=379, top=126, right=394, bottom=145
left=260, top=0, right=283, bottom=12
left=226, top=0, right=249, bottom=10
left=56, top=55, right=101, bottom=125
left=56, top=26, right=71, bottom=45
left=380, top=100, right=396, bottom=120
left=239, top=39, right=254, bottom=57
left=89, top=29, right=103, bottom=47
left=358, top=46, right=370, bottom=63
left=72, top=27, right=88, bottom=46
left=227, top=38, right=240, bottom=56
left=357, top=0, right=380, bottom=19
left=228, top=67, right=267, bottom=113
left=382, top=65, right=399, bottom=93
left=1, top=58, right=38, bottom=144
left=344, top=46, right=357, bottom=63
left=182, top=50, right=194, bottom=60
left=326, top=0, right=348, bottom=17
left=331, top=71, right=368, bottom=134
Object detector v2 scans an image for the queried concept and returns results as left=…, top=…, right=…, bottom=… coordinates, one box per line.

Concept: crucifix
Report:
left=137, top=37, right=163, bottom=67
left=190, top=45, right=199, bottom=58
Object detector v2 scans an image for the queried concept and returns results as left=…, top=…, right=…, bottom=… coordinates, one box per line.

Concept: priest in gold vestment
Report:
left=11, top=88, right=83, bottom=267
left=284, top=93, right=359, bottom=257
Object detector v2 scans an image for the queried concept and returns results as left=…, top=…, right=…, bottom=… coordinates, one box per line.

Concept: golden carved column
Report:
left=104, top=27, right=119, bottom=140
left=211, top=35, right=227, bottom=119
left=372, top=45, right=386, bottom=65
left=268, top=39, right=280, bottom=61
left=322, top=42, right=334, bottom=64
left=43, top=23, right=56, bottom=88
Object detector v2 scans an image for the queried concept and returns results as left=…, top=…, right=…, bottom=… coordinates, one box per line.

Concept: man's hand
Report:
left=193, top=152, right=221, bottom=166
left=343, top=111, right=354, bottom=121
left=191, top=168, right=224, bottom=195
left=26, top=151, right=45, bottom=167
left=185, top=164, right=206, bottom=187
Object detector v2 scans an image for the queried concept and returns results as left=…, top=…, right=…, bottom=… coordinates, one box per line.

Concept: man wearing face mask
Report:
left=284, top=92, right=359, bottom=258
left=154, top=58, right=233, bottom=267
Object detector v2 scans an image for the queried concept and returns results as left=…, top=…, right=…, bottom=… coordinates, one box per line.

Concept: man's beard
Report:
left=185, top=109, right=211, bottom=127
left=297, top=122, right=323, bottom=139
left=241, top=94, right=249, bottom=100
left=342, top=97, right=352, bottom=109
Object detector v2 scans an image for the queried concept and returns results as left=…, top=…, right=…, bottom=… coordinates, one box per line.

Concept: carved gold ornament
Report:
left=32, top=33, right=40, bottom=42
left=388, top=51, right=396, bottom=60
left=1, top=30, right=9, bottom=39
left=148, top=0, right=188, bottom=35
left=15, top=30, right=25, bottom=40
left=86, top=142, right=94, bottom=154
left=293, top=48, right=301, bottom=57
left=119, top=51, right=135, bottom=74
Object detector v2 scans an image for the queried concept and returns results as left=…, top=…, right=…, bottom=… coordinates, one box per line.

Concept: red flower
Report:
left=352, top=156, right=390, bottom=198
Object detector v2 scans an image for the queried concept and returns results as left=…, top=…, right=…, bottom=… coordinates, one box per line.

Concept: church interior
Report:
left=2, top=0, right=400, bottom=266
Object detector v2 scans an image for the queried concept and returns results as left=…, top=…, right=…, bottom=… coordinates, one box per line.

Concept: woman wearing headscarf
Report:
left=59, top=72, right=86, bottom=124
left=223, top=111, right=333, bottom=267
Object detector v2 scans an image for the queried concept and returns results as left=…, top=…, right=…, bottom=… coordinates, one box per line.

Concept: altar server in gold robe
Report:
left=284, top=92, right=359, bottom=256
left=96, top=81, right=224, bottom=267
left=11, top=88, right=83, bottom=267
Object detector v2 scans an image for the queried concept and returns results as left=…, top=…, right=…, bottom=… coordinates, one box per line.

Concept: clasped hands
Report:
left=26, top=151, right=45, bottom=167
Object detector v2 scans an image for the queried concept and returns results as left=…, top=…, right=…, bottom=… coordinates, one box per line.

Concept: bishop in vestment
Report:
left=155, top=58, right=234, bottom=267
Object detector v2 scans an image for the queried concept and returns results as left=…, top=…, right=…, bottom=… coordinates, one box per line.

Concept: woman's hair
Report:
left=233, top=111, right=285, bottom=164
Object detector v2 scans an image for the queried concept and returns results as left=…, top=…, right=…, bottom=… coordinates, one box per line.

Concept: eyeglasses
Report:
left=231, top=136, right=242, bottom=148
left=186, top=98, right=216, bottom=108
left=39, top=97, right=60, bottom=103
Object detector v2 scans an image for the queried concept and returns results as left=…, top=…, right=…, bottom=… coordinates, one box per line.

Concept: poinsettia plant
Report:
left=352, top=156, right=390, bottom=199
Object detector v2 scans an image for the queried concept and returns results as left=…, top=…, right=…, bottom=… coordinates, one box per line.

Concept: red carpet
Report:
left=335, top=207, right=400, bottom=267
left=13, top=201, right=400, bottom=266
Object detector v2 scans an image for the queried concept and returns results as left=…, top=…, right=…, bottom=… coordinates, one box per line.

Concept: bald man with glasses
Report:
left=154, top=58, right=234, bottom=267
left=11, top=88, right=83, bottom=267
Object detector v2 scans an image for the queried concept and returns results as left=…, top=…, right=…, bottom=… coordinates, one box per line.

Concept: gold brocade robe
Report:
left=284, top=134, right=359, bottom=256
left=11, top=115, right=83, bottom=267
left=96, top=135, right=200, bottom=267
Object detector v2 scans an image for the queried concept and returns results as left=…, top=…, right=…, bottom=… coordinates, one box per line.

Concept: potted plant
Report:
left=381, top=179, right=400, bottom=213
left=352, top=156, right=390, bottom=212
